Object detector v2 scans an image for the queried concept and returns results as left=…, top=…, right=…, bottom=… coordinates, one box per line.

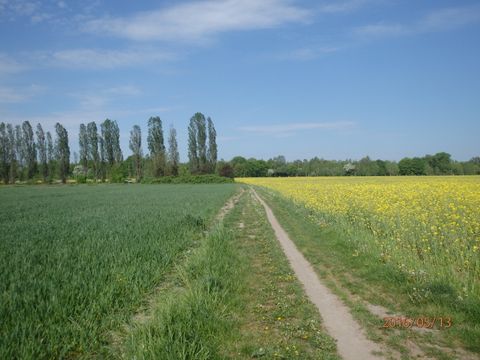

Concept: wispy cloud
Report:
left=0, top=84, right=45, bottom=103
left=317, top=0, right=377, bottom=14
left=46, top=48, right=175, bottom=69
left=239, top=121, right=355, bottom=134
left=354, top=4, right=480, bottom=39
left=69, top=85, right=142, bottom=109
left=0, top=53, right=27, bottom=75
left=276, top=46, right=340, bottom=61
left=0, top=87, right=28, bottom=103
left=84, top=0, right=311, bottom=42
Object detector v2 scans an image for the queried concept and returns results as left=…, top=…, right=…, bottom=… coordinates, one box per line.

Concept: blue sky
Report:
left=1, top=0, right=479, bottom=161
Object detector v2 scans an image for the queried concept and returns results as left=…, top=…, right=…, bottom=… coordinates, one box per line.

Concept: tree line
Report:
left=0, top=112, right=218, bottom=184
left=219, top=152, right=480, bottom=178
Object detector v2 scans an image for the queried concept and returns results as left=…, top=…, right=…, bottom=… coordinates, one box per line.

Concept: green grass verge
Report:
left=114, top=189, right=340, bottom=359
left=254, top=186, right=480, bottom=357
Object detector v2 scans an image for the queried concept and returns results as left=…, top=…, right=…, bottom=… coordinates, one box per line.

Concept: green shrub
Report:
left=142, top=175, right=234, bottom=184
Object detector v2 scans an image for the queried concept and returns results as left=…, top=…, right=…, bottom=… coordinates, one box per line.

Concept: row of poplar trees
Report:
left=126, top=112, right=218, bottom=181
left=188, top=112, right=217, bottom=174
left=124, top=116, right=180, bottom=181
left=0, top=113, right=218, bottom=184
left=0, top=121, right=70, bottom=184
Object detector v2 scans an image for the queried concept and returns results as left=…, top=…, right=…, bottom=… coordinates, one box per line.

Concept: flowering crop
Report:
left=240, top=176, right=480, bottom=298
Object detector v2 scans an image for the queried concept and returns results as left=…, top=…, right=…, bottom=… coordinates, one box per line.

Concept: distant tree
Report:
left=99, top=135, right=106, bottom=181
left=167, top=125, right=179, bottom=176
left=196, top=113, right=207, bottom=173
left=147, top=116, right=166, bottom=177
left=6, top=124, right=16, bottom=182
left=217, top=160, right=234, bottom=178
left=207, top=117, right=217, bottom=172
left=356, top=156, right=379, bottom=176
left=425, top=152, right=452, bottom=175
left=87, top=122, right=100, bottom=181
left=79, top=123, right=89, bottom=174
left=112, top=121, right=123, bottom=164
left=188, top=116, right=199, bottom=174
left=231, top=156, right=247, bottom=177
left=129, top=125, right=142, bottom=181
left=343, top=162, right=356, bottom=176
left=36, top=123, right=48, bottom=182
left=100, top=119, right=122, bottom=166
left=399, top=157, right=426, bottom=175
left=0, top=123, right=9, bottom=184
left=470, top=156, right=480, bottom=165
left=55, top=123, right=70, bottom=183
left=46, top=131, right=54, bottom=180
left=22, top=121, right=37, bottom=179
left=384, top=161, right=399, bottom=176
left=14, top=125, right=24, bottom=175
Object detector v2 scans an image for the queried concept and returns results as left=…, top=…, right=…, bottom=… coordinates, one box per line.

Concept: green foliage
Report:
left=188, top=113, right=217, bottom=175
left=147, top=116, right=166, bottom=177
left=0, top=184, right=236, bottom=358
left=100, top=119, right=122, bottom=166
left=217, top=160, right=234, bottom=178
left=167, top=126, right=179, bottom=176
left=129, top=125, right=143, bottom=181
left=55, top=122, right=70, bottom=183
left=22, top=121, right=37, bottom=179
left=109, top=163, right=128, bottom=183
left=398, top=157, right=426, bottom=175
left=143, top=175, right=234, bottom=184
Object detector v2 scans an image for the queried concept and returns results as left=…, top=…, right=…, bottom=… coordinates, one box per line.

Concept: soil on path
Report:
left=252, top=188, right=385, bottom=360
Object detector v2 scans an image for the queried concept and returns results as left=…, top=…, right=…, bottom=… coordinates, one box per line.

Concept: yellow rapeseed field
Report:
left=241, top=176, right=480, bottom=297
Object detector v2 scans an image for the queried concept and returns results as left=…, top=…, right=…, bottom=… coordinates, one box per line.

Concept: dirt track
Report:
left=252, top=188, right=385, bottom=360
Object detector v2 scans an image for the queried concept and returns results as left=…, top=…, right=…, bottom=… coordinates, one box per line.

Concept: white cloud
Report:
left=49, top=48, right=175, bottom=69
left=354, top=4, right=480, bottom=39
left=317, top=0, right=375, bottom=14
left=421, top=5, right=480, bottom=31
left=0, top=87, right=27, bottom=103
left=354, top=23, right=408, bottom=38
left=84, top=0, right=311, bottom=42
left=0, top=84, right=45, bottom=103
left=239, top=121, right=355, bottom=134
left=0, top=53, right=26, bottom=75
left=277, top=46, right=340, bottom=61
left=69, top=85, right=142, bottom=109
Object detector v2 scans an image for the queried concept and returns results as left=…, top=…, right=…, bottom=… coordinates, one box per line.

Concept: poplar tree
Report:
left=188, top=117, right=199, bottom=174
left=207, top=117, right=217, bottom=172
left=46, top=131, right=54, bottom=180
left=55, top=123, right=70, bottom=183
left=196, top=113, right=207, bottom=173
left=147, top=116, right=166, bottom=177
left=7, top=124, right=16, bottom=182
left=129, top=125, right=142, bottom=181
left=87, top=122, right=99, bottom=181
left=99, top=136, right=106, bottom=181
left=0, top=122, right=9, bottom=183
left=36, top=123, right=47, bottom=182
left=167, top=126, right=179, bottom=176
left=100, top=119, right=122, bottom=166
left=15, top=125, right=23, bottom=169
left=79, top=123, right=89, bottom=174
left=112, top=121, right=123, bottom=163
left=22, top=121, right=36, bottom=179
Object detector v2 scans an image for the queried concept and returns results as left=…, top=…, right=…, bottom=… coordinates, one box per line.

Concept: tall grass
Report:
left=0, top=184, right=236, bottom=359
left=121, top=226, right=240, bottom=360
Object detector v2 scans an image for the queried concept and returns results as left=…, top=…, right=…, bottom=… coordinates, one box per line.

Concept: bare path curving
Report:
left=252, top=188, right=385, bottom=360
